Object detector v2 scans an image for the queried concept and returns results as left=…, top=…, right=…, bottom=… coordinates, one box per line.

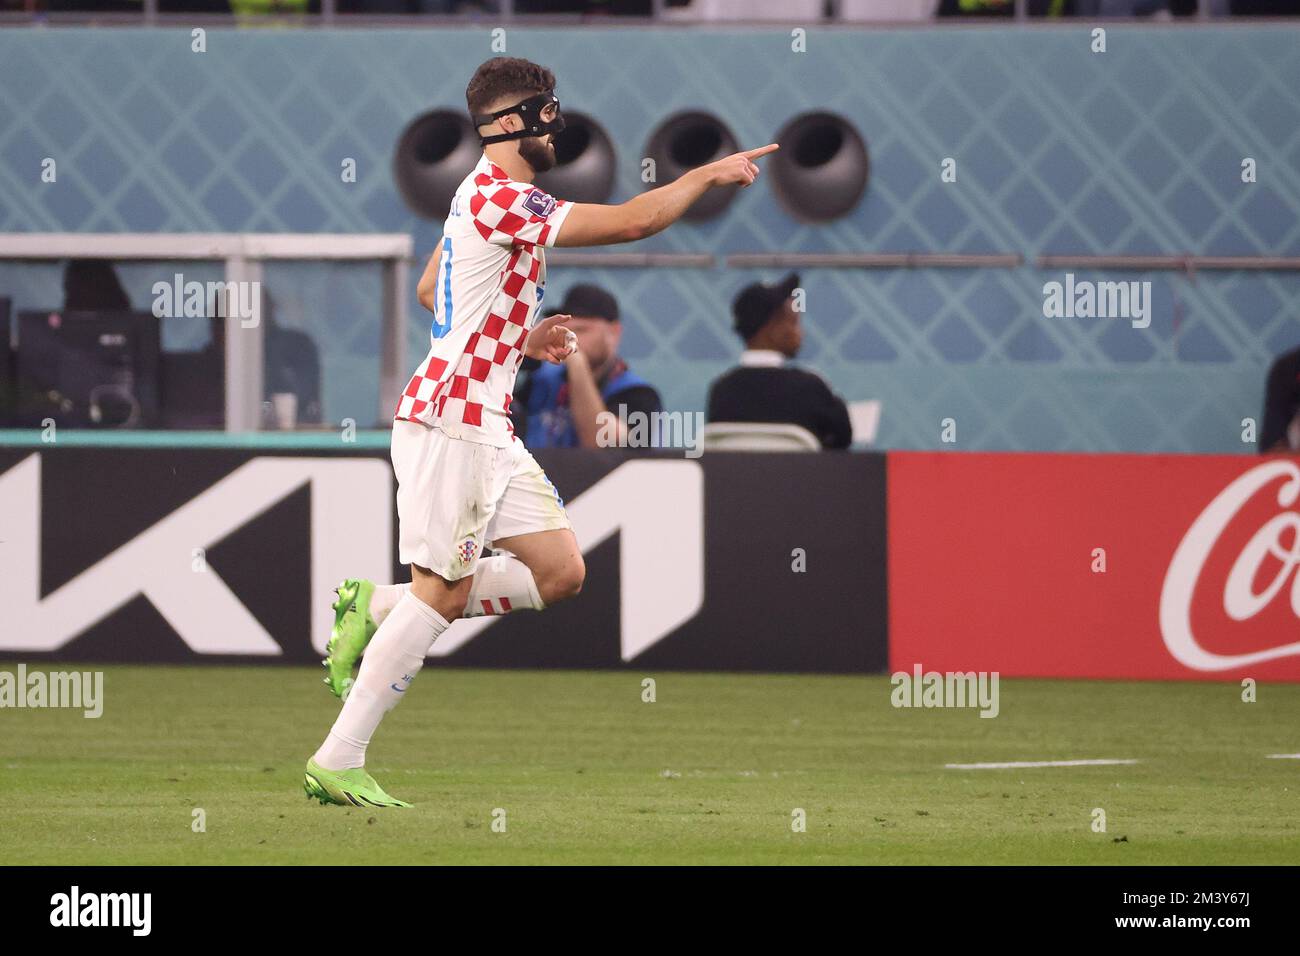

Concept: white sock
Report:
left=369, top=583, right=410, bottom=625
left=463, top=554, right=544, bottom=617
left=313, top=593, right=448, bottom=770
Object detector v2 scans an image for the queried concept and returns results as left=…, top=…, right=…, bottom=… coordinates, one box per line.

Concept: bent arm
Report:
left=564, top=351, right=616, bottom=448
left=416, top=241, right=444, bottom=314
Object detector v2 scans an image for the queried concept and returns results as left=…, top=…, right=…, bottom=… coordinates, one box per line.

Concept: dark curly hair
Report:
left=466, top=57, right=556, bottom=124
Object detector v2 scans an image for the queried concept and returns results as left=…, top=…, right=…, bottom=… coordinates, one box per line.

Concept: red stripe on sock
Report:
left=481, top=599, right=495, bottom=615
left=500, top=597, right=512, bottom=613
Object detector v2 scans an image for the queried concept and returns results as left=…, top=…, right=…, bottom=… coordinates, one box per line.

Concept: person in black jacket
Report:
left=706, top=273, right=852, bottom=450
left=1261, top=345, right=1300, bottom=453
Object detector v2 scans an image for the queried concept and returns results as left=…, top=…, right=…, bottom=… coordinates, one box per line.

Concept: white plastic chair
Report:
left=701, top=422, right=821, bottom=452
left=662, top=0, right=825, bottom=21
left=838, top=0, right=937, bottom=22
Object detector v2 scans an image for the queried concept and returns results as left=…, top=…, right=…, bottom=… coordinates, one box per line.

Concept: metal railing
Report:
left=531, top=251, right=1300, bottom=272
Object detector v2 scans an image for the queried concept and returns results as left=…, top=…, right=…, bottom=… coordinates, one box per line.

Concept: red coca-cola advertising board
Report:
left=888, top=452, right=1300, bottom=681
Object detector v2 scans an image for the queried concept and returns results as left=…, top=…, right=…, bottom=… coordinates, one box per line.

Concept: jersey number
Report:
left=432, top=236, right=453, bottom=340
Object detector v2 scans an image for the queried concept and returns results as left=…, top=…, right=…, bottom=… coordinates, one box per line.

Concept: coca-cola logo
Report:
left=1160, top=460, right=1300, bottom=671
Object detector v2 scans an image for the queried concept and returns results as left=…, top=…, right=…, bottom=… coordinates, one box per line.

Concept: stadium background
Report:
left=3, top=19, right=1300, bottom=682
left=2, top=9, right=1299, bottom=871
left=2, top=24, right=1298, bottom=451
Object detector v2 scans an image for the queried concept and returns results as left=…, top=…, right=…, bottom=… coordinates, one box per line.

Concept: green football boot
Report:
left=322, top=578, right=378, bottom=699
left=302, top=758, right=412, bottom=808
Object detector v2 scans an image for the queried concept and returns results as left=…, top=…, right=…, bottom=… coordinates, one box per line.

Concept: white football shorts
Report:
left=390, top=420, right=572, bottom=580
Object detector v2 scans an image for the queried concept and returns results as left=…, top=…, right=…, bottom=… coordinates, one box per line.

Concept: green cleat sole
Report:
left=303, top=773, right=331, bottom=806
left=302, top=759, right=411, bottom=809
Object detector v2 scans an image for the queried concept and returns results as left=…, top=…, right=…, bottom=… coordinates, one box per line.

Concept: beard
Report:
left=518, top=135, right=557, bottom=174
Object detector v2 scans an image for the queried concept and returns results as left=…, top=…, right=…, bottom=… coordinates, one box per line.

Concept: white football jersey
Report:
left=395, top=153, right=572, bottom=446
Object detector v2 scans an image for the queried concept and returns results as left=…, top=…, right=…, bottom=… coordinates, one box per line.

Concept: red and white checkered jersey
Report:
left=395, top=154, right=572, bottom=446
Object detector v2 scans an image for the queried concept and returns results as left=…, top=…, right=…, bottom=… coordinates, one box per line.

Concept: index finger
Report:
left=741, top=143, right=779, bottom=160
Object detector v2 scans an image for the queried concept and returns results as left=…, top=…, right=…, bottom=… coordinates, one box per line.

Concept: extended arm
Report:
left=555, top=144, right=778, bottom=248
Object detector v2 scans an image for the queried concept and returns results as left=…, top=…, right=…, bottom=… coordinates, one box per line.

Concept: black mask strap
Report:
left=472, top=91, right=564, bottom=146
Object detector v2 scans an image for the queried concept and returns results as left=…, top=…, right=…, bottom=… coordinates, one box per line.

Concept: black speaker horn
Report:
left=769, top=112, right=869, bottom=222
left=392, top=109, right=480, bottom=221
left=644, top=111, right=741, bottom=222
left=534, top=111, right=617, bottom=204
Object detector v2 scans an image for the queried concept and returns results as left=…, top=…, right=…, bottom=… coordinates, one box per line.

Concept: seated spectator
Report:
left=1260, top=345, right=1300, bottom=453
left=201, top=289, right=322, bottom=426
left=263, top=300, right=322, bottom=426
left=513, top=283, right=661, bottom=448
left=707, top=273, right=852, bottom=450
left=63, top=258, right=130, bottom=312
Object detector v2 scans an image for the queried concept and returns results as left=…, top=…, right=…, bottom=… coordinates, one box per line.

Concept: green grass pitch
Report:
left=2, top=665, right=1297, bottom=865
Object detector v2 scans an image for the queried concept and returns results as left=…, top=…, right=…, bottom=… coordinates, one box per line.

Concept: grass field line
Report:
left=1265, top=753, right=1300, bottom=759
left=945, top=759, right=1141, bottom=770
